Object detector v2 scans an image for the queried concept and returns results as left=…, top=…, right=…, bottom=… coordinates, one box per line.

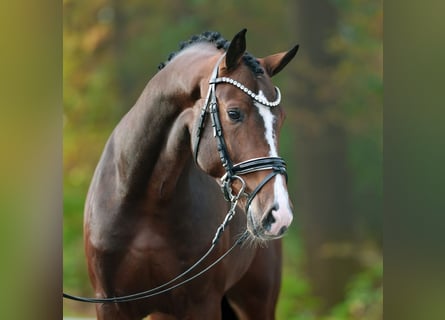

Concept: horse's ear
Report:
left=259, top=44, right=299, bottom=77
left=224, top=28, right=247, bottom=71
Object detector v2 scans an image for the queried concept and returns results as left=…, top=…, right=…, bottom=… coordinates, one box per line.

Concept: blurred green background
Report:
left=63, top=0, right=382, bottom=318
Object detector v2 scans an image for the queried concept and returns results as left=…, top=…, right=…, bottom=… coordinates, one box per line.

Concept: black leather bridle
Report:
left=194, top=54, right=288, bottom=213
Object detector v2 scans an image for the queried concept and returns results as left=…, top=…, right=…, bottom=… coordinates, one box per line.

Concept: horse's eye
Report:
left=227, top=109, right=242, bottom=121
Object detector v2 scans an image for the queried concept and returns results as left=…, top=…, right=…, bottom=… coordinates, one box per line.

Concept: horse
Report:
left=83, top=29, right=298, bottom=319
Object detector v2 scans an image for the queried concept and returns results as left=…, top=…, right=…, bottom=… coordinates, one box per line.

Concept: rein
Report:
left=63, top=187, right=249, bottom=303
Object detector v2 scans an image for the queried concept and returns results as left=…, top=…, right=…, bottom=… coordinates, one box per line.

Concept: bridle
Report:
left=194, top=54, right=288, bottom=212
left=63, top=53, right=288, bottom=304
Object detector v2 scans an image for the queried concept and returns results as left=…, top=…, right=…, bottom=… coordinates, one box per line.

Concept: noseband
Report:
left=194, top=54, right=288, bottom=213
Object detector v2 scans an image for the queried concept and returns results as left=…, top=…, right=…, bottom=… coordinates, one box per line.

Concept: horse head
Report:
left=192, top=29, right=298, bottom=240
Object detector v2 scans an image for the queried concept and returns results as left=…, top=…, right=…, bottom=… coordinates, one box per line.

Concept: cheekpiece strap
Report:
left=194, top=54, right=226, bottom=163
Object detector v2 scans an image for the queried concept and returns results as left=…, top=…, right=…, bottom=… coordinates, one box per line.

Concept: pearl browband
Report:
left=210, top=77, right=281, bottom=108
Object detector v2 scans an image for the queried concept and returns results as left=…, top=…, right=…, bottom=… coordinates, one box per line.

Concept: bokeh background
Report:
left=63, top=0, right=382, bottom=319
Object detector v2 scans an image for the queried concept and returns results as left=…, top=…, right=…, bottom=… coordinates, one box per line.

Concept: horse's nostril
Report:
left=278, top=226, right=288, bottom=236
left=262, top=206, right=277, bottom=231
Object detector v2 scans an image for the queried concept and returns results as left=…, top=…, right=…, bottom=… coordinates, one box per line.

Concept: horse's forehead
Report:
left=220, top=69, right=276, bottom=102
left=254, top=93, right=279, bottom=156
left=256, top=75, right=277, bottom=97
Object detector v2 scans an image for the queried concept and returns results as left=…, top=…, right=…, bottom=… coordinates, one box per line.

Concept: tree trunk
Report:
left=291, top=0, right=360, bottom=312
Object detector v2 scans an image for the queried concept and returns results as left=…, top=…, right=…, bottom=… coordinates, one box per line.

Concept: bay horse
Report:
left=84, top=29, right=298, bottom=319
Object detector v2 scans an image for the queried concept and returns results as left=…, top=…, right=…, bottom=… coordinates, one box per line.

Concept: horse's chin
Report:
left=249, top=228, right=285, bottom=241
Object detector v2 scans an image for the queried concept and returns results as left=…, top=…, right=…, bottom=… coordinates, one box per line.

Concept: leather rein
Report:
left=63, top=54, right=287, bottom=304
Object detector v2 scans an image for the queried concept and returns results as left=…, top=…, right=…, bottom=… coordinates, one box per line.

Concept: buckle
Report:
left=220, top=175, right=246, bottom=202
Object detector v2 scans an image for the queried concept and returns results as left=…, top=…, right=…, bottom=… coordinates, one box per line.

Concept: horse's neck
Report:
left=90, top=47, right=219, bottom=209
left=108, top=70, right=198, bottom=202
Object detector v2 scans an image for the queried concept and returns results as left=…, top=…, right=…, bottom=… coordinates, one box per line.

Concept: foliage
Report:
left=330, top=0, right=383, bottom=241
left=278, top=232, right=382, bottom=320
left=326, top=262, right=383, bottom=320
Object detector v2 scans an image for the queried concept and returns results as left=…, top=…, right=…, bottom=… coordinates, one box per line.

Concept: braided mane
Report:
left=158, top=31, right=264, bottom=75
